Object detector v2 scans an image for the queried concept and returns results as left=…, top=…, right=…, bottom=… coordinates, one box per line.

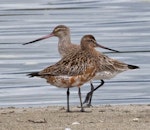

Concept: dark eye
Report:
left=89, top=39, right=94, bottom=43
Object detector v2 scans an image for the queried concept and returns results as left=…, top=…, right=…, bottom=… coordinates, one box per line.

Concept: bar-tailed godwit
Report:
left=27, top=35, right=103, bottom=112
left=23, top=25, right=119, bottom=107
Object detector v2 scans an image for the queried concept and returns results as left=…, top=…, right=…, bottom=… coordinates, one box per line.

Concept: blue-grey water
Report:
left=0, top=0, right=150, bottom=107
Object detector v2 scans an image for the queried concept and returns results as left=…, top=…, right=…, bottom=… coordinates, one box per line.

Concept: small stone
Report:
left=16, top=118, right=23, bottom=122
left=65, top=128, right=71, bottom=130
left=133, top=118, right=139, bottom=122
left=99, top=120, right=104, bottom=123
left=72, top=121, right=80, bottom=125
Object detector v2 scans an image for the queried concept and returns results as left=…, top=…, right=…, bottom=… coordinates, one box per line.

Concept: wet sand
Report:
left=0, top=104, right=149, bottom=130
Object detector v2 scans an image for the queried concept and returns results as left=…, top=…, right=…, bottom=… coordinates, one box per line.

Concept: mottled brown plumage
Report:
left=28, top=35, right=101, bottom=112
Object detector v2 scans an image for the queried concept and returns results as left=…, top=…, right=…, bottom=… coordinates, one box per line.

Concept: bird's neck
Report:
left=58, top=35, right=72, bottom=57
left=81, top=43, right=98, bottom=57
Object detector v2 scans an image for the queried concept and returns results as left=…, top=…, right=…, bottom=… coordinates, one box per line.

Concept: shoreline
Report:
left=0, top=104, right=149, bottom=130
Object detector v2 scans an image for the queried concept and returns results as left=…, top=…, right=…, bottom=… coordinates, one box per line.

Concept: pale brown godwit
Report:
left=23, top=25, right=119, bottom=57
left=27, top=35, right=102, bottom=112
left=23, top=25, right=119, bottom=106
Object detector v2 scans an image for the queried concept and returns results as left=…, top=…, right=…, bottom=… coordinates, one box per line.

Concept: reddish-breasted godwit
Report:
left=27, top=35, right=102, bottom=112
left=23, top=25, right=119, bottom=107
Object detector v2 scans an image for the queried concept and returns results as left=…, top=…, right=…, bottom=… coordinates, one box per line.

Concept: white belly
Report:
left=93, top=71, right=118, bottom=80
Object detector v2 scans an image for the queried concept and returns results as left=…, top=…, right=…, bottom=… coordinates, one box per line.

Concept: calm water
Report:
left=0, top=0, right=150, bottom=107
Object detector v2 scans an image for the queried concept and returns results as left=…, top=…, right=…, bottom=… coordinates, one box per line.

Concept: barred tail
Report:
left=128, top=64, right=139, bottom=69
left=27, top=72, right=40, bottom=77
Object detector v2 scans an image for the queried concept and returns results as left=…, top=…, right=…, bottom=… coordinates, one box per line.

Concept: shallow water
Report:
left=0, top=0, right=150, bottom=107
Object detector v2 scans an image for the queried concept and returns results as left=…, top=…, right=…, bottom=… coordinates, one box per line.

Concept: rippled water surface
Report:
left=0, top=0, right=150, bottom=107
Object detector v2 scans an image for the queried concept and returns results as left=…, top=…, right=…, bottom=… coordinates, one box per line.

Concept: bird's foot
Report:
left=66, top=108, right=71, bottom=112
left=83, top=103, right=93, bottom=108
left=80, top=108, right=85, bottom=112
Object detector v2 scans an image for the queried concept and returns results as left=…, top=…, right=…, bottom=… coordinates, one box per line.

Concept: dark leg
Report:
left=66, top=88, right=70, bottom=112
left=83, top=80, right=105, bottom=105
left=78, top=87, right=85, bottom=112
left=86, top=82, right=94, bottom=107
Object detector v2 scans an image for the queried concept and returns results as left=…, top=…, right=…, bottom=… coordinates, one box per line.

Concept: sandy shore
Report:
left=0, top=104, right=149, bottom=130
